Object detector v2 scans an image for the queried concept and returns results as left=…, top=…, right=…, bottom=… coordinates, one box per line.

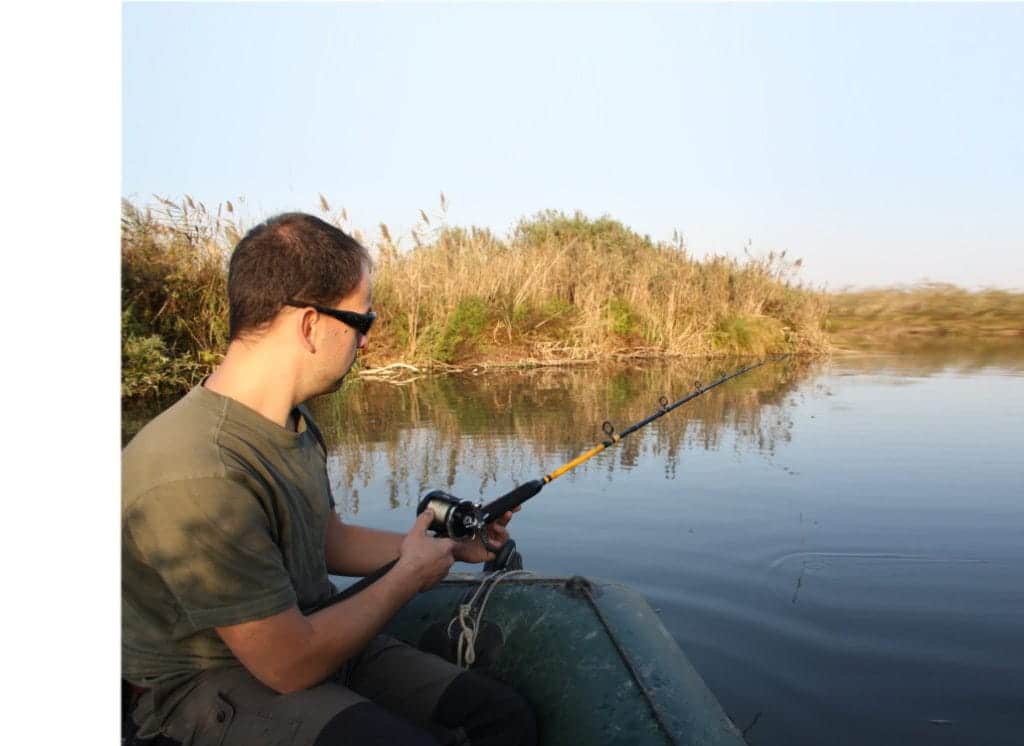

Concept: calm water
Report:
left=123, top=347, right=1024, bottom=745
left=312, top=348, right=1023, bottom=746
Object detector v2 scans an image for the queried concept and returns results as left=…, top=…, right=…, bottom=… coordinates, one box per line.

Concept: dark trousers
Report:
left=125, top=635, right=536, bottom=746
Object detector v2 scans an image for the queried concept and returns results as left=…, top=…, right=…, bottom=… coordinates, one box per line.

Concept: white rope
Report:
left=447, top=570, right=532, bottom=668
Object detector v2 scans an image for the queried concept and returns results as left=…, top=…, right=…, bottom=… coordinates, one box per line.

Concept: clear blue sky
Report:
left=123, top=2, right=1024, bottom=290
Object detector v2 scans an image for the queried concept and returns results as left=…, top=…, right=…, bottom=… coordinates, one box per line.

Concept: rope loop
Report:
left=657, top=395, right=669, bottom=413
left=448, top=570, right=532, bottom=669
left=601, top=420, right=616, bottom=438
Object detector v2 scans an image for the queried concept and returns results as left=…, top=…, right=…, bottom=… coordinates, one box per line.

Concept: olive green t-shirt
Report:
left=122, top=385, right=336, bottom=707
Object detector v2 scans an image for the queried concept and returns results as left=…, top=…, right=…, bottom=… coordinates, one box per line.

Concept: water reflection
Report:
left=831, top=338, right=1024, bottom=376
left=309, top=356, right=817, bottom=514
left=120, top=342, right=1023, bottom=449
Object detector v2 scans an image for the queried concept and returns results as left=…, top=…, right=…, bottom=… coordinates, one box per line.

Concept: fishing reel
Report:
left=417, top=490, right=522, bottom=571
left=417, top=491, right=486, bottom=541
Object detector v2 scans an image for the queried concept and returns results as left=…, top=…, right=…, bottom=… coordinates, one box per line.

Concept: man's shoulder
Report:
left=122, top=387, right=232, bottom=508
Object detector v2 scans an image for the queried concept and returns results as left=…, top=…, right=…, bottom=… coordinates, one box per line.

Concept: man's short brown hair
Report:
left=227, top=213, right=371, bottom=340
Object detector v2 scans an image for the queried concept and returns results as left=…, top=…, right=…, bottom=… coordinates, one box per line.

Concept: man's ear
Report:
left=297, top=308, right=317, bottom=354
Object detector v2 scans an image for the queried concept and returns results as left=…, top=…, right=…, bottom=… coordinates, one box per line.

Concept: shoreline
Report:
left=354, top=349, right=816, bottom=383
left=355, top=334, right=1024, bottom=382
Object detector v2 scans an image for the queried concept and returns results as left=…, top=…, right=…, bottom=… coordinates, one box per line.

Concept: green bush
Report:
left=513, top=210, right=655, bottom=259
left=606, top=297, right=637, bottom=338
left=712, top=315, right=785, bottom=355
left=434, top=297, right=492, bottom=362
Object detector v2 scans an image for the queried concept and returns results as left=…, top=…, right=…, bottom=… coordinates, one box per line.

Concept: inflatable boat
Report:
left=382, top=572, right=746, bottom=746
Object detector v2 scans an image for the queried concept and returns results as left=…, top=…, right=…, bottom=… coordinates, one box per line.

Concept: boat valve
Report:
left=417, top=490, right=483, bottom=540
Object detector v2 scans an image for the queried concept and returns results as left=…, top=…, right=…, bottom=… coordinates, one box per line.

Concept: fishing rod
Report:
left=320, top=354, right=787, bottom=608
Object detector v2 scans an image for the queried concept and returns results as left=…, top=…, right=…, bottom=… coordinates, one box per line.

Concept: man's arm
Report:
left=324, top=511, right=403, bottom=576
left=216, top=510, right=453, bottom=694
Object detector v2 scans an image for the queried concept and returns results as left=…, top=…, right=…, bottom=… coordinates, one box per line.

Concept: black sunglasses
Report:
left=284, top=301, right=377, bottom=336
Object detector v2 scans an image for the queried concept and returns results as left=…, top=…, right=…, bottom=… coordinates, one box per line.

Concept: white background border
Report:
left=3, top=0, right=121, bottom=739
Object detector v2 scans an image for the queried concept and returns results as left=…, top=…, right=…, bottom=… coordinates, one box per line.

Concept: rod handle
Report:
left=481, top=479, right=544, bottom=522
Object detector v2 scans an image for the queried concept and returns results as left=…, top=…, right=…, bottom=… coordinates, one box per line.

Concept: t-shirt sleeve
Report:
left=125, top=477, right=297, bottom=630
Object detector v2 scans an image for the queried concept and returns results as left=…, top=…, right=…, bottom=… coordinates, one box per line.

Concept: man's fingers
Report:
left=437, top=537, right=458, bottom=554
left=487, top=526, right=509, bottom=546
left=491, top=506, right=521, bottom=528
left=414, top=509, right=435, bottom=533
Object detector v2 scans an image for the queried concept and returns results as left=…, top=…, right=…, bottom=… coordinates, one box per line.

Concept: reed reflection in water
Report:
left=310, top=356, right=814, bottom=516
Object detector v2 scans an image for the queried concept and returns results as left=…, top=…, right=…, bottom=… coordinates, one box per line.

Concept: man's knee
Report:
left=314, top=701, right=439, bottom=746
left=431, top=672, right=537, bottom=746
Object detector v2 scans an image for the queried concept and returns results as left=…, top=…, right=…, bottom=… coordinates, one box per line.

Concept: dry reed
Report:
left=366, top=206, right=829, bottom=367
left=122, top=195, right=831, bottom=402
left=828, top=283, right=1024, bottom=347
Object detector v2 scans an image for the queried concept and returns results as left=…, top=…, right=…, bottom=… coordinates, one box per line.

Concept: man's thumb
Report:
left=415, top=509, right=435, bottom=532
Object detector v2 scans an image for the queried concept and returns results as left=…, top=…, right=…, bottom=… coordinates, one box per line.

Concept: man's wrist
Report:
left=388, top=556, right=425, bottom=595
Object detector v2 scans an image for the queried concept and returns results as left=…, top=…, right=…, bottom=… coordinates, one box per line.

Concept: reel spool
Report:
left=417, top=490, right=483, bottom=540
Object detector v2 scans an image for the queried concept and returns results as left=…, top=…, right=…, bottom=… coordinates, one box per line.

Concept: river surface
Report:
left=123, top=346, right=1024, bottom=745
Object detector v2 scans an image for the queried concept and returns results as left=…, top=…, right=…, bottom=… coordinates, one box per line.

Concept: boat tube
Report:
left=382, top=573, right=747, bottom=746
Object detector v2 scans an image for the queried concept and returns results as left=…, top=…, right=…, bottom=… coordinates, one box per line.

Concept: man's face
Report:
left=315, top=269, right=373, bottom=394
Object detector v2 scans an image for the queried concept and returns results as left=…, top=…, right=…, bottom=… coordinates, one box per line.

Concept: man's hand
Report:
left=395, top=510, right=457, bottom=592
left=452, top=506, right=521, bottom=564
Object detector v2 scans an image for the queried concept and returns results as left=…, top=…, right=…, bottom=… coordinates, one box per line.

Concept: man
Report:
left=122, top=213, right=536, bottom=745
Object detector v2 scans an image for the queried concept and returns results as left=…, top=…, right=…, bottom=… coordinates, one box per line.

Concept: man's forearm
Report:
left=218, top=561, right=420, bottom=694
left=222, top=510, right=454, bottom=694
left=326, top=521, right=403, bottom=576
left=288, top=562, right=420, bottom=691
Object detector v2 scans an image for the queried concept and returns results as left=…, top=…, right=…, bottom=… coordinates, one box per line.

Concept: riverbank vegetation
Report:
left=121, top=196, right=1022, bottom=404
left=121, top=198, right=231, bottom=399
left=122, top=196, right=828, bottom=400
left=827, top=284, right=1024, bottom=349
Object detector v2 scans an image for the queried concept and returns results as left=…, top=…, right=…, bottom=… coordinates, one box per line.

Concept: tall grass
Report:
left=369, top=207, right=829, bottom=365
left=121, top=197, right=236, bottom=398
left=121, top=195, right=829, bottom=402
left=828, top=283, right=1024, bottom=348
